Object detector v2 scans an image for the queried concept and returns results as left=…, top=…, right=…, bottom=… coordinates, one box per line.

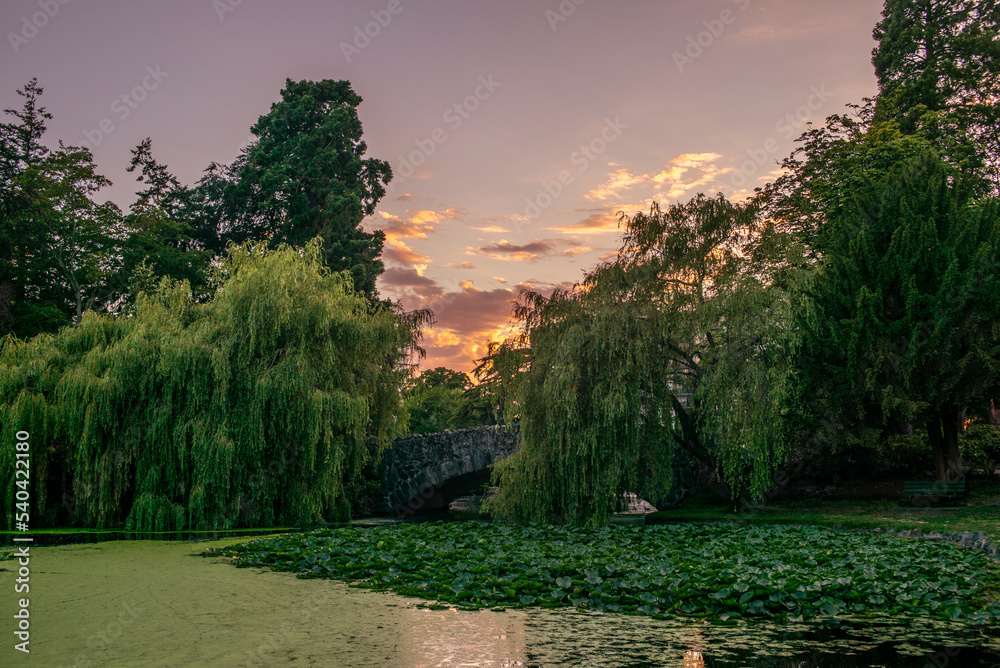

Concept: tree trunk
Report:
left=927, top=415, right=948, bottom=481
left=670, top=395, right=714, bottom=467
left=0, top=281, right=12, bottom=331
left=941, top=407, right=964, bottom=481
left=927, top=408, right=964, bottom=481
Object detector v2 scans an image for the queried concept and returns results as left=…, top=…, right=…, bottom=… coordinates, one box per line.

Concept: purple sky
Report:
left=1, top=0, right=885, bottom=372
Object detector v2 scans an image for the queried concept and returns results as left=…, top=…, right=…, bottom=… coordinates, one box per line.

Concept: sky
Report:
left=1, top=0, right=886, bottom=374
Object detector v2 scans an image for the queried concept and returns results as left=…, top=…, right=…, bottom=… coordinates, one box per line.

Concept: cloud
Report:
left=378, top=273, right=579, bottom=373
left=468, top=238, right=591, bottom=262
left=379, top=267, right=444, bottom=298
left=586, top=168, right=649, bottom=201
left=582, top=153, right=731, bottom=203
left=382, top=245, right=432, bottom=265
left=549, top=211, right=621, bottom=235
left=370, top=208, right=464, bottom=269
left=472, top=226, right=509, bottom=233
left=737, top=19, right=826, bottom=43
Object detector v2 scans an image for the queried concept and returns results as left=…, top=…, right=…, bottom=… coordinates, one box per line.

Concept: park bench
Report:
left=903, top=480, right=966, bottom=506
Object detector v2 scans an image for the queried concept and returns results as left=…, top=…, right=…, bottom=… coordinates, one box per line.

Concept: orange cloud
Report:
left=369, top=208, right=465, bottom=269
left=583, top=153, right=731, bottom=203
left=382, top=245, right=432, bottom=265
left=377, top=272, right=581, bottom=373
left=549, top=211, right=621, bottom=235
left=585, top=168, right=649, bottom=201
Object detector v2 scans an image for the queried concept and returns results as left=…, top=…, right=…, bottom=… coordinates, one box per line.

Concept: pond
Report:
left=1, top=529, right=998, bottom=666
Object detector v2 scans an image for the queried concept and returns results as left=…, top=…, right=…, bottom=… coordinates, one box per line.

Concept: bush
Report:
left=961, top=423, right=1000, bottom=478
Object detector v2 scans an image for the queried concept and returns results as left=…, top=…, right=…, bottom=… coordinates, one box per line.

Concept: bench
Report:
left=904, top=480, right=966, bottom=506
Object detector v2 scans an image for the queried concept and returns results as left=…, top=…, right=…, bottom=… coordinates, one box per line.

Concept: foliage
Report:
left=872, top=0, right=1000, bottom=187
left=961, top=424, right=1000, bottom=479
left=205, top=522, right=1000, bottom=627
left=16, top=145, right=124, bottom=324
left=2, top=77, right=394, bottom=340
left=0, top=84, right=219, bottom=337
left=403, top=367, right=487, bottom=435
left=0, top=239, right=426, bottom=530
left=797, top=148, right=1000, bottom=479
left=485, top=195, right=798, bottom=525
left=207, top=79, right=392, bottom=297
left=883, top=424, right=1000, bottom=479
left=118, top=138, right=214, bottom=306
left=1, top=80, right=84, bottom=335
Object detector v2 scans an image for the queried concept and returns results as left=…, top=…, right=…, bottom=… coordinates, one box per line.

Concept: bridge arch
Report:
left=380, top=425, right=520, bottom=516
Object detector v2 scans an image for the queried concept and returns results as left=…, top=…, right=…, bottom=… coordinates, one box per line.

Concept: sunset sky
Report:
left=1, top=0, right=885, bottom=373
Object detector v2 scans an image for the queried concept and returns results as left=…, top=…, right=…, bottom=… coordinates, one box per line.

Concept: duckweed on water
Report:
left=204, top=523, right=1000, bottom=627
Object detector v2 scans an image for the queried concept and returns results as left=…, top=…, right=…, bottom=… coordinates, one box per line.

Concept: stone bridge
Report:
left=379, top=425, right=520, bottom=516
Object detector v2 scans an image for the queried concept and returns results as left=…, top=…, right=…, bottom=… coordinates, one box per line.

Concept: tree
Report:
left=17, top=145, right=123, bottom=324
left=0, top=239, right=428, bottom=530
left=798, top=148, right=1000, bottom=481
left=209, top=79, right=392, bottom=297
left=766, top=1, right=1000, bottom=257
left=403, top=366, right=486, bottom=434
left=0, top=78, right=63, bottom=336
left=118, top=139, right=214, bottom=308
left=872, top=0, right=1000, bottom=186
left=487, top=194, right=797, bottom=525
left=1, top=81, right=128, bottom=334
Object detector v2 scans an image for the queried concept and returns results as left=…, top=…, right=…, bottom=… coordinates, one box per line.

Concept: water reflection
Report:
left=393, top=605, right=1000, bottom=667
left=682, top=649, right=705, bottom=667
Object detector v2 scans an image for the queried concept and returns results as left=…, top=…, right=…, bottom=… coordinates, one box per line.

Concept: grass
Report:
left=645, top=480, right=1000, bottom=546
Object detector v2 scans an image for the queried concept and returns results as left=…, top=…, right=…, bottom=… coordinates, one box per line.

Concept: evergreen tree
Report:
left=873, top=0, right=1000, bottom=185
left=0, top=79, right=68, bottom=336
left=119, top=139, right=214, bottom=307
left=799, top=148, right=1000, bottom=480
left=210, top=79, right=392, bottom=297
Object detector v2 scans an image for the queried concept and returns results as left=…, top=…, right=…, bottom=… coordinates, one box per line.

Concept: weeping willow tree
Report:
left=0, top=238, right=426, bottom=531
left=485, top=194, right=799, bottom=525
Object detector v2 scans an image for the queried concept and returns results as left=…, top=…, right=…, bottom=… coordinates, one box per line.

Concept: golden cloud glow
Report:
left=583, top=153, right=730, bottom=203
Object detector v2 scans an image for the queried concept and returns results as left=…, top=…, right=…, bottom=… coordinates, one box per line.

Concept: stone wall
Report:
left=379, top=425, right=520, bottom=515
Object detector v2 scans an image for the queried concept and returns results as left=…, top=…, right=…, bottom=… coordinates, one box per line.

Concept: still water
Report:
left=0, top=534, right=996, bottom=666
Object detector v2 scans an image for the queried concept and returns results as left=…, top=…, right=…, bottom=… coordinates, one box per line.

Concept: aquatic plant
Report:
left=206, top=522, right=1000, bottom=628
